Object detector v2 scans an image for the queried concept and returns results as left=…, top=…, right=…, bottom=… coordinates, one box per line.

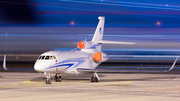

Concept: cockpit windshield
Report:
left=38, top=55, right=57, bottom=60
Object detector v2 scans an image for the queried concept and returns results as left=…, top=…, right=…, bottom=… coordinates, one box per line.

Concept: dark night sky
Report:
left=0, top=0, right=180, bottom=25
left=0, top=0, right=180, bottom=55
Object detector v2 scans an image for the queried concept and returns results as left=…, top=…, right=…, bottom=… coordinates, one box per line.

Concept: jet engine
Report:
left=77, top=41, right=94, bottom=49
left=93, top=52, right=109, bottom=62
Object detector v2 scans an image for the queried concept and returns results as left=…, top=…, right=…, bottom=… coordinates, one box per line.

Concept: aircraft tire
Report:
left=91, top=76, right=95, bottom=82
left=94, top=77, right=98, bottom=82
left=45, top=79, right=51, bottom=84
left=54, top=76, right=58, bottom=82
left=58, top=76, right=62, bottom=82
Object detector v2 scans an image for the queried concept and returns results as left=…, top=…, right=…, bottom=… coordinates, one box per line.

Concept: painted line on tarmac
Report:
left=0, top=80, right=134, bottom=89
left=0, top=76, right=155, bottom=89
left=0, top=82, right=63, bottom=88
left=0, top=80, right=94, bottom=89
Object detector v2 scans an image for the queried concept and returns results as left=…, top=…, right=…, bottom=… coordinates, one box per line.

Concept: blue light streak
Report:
left=78, top=34, right=180, bottom=37
left=59, top=0, right=180, bottom=11
left=0, top=34, right=32, bottom=36
left=97, top=66, right=180, bottom=69
left=109, top=55, right=180, bottom=58
left=53, top=48, right=180, bottom=52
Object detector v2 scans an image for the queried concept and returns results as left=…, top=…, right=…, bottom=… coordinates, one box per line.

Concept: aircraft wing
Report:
left=77, top=57, right=178, bottom=73
left=2, top=55, right=34, bottom=71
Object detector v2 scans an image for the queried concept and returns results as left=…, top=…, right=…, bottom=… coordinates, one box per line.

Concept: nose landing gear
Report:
left=44, top=73, right=62, bottom=84
left=45, top=72, right=51, bottom=84
left=91, top=72, right=100, bottom=82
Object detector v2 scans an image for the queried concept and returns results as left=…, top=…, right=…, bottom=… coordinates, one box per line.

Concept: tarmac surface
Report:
left=0, top=72, right=180, bottom=101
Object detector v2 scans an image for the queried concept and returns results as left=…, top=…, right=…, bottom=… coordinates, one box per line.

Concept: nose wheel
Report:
left=45, top=72, right=51, bottom=84
left=91, top=76, right=98, bottom=82
left=44, top=73, right=62, bottom=84
left=54, top=74, right=62, bottom=82
left=91, top=72, right=100, bottom=82
left=45, top=79, right=51, bottom=84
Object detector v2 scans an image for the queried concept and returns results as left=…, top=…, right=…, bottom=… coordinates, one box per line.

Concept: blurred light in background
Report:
left=70, top=21, right=74, bottom=25
left=157, top=21, right=161, bottom=25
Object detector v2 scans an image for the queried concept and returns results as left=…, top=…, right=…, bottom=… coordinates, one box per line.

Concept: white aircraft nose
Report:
left=34, top=61, right=44, bottom=72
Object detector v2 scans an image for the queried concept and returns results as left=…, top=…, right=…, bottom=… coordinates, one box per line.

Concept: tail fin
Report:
left=85, top=16, right=135, bottom=52
left=92, top=16, right=105, bottom=43
left=91, top=16, right=105, bottom=51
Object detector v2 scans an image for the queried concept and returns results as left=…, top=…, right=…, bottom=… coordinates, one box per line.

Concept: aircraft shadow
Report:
left=100, top=77, right=178, bottom=82
left=30, top=76, right=178, bottom=82
left=31, top=74, right=105, bottom=81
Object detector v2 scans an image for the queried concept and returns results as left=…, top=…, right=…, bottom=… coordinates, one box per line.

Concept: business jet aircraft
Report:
left=3, top=16, right=178, bottom=84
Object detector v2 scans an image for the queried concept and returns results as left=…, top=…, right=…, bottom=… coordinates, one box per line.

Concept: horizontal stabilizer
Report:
left=97, top=40, right=136, bottom=44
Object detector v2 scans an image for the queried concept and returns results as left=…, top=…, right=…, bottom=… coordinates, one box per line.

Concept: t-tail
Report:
left=77, top=16, right=136, bottom=52
left=91, top=16, right=105, bottom=51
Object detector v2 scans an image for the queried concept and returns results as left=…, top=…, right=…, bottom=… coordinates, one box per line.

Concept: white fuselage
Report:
left=34, top=16, right=110, bottom=76
left=34, top=51, right=103, bottom=74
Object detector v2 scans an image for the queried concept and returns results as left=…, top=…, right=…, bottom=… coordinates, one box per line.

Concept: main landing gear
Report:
left=44, top=72, right=100, bottom=84
left=44, top=73, right=62, bottom=84
left=91, top=72, right=100, bottom=82
left=54, top=74, right=62, bottom=82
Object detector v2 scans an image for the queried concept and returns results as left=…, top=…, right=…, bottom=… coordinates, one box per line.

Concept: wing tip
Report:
left=3, top=55, right=8, bottom=70
left=165, top=57, right=178, bottom=72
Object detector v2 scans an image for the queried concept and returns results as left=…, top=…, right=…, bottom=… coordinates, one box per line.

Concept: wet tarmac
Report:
left=0, top=72, right=180, bottom=101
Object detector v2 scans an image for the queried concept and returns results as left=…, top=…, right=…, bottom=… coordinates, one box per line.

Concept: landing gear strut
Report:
left=91, top=72, right=100, bottom=82
left=45, top=72, right=51, bottom=84
left=54, top=74, right=62, bottom=82
left=44, top=73, right=62, bottom=84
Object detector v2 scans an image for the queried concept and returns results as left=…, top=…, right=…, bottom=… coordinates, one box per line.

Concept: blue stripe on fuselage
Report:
left=88, top=44, right=100, bottom=49
left=45, top=57, right=89, bottom=70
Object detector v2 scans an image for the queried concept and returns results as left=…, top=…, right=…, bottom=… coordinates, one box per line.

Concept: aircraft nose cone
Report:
left=34, top=61, right=43, bottom=72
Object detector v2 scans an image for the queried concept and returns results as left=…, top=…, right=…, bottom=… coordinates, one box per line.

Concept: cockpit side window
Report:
left=45, top=56, right=50, bottom=60
left=38, top=56, right=42, bottom=60
left=53, top=56, right=56, bottom=59
left=38, top=55, right=57, bottom=60
left=50, top=56, right=53, bottom=60
left=41, top=56, right=45, bottom=60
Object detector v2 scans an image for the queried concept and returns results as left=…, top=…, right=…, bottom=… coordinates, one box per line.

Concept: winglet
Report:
left=3, top=55, right=9, bottom=70
left=165, top=57, right=178, bottom=72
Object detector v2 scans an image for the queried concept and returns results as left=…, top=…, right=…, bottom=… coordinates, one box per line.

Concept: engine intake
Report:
left=93, top=52, right=109, bottom=62
left=77, top=41, right=85, bottom=49
left=93, top=52, right=102, bottom=62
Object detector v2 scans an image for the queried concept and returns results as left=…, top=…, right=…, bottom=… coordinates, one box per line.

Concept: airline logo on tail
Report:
left=99, top=28, right=102, bottom=34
